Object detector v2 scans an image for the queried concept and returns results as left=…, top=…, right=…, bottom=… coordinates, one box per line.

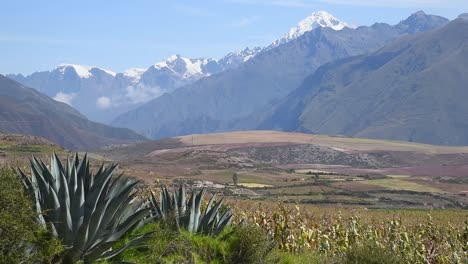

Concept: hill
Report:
left=0, top=75, right=146, bottom=150
left=259, top=17, right=468, bottom=145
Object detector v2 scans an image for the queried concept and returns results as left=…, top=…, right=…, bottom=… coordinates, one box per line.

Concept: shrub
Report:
left=229, top=224, right=275, bottom=264
left=340, top=242, right=404, bottom=264
left=0, top=167, right=61, bottom=263
left=118, top=222, right=231, bottom=263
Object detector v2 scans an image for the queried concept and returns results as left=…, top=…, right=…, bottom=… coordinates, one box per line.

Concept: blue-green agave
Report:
left=150, top=185, right=233, bottom=236
left=18, top=153, right=152, bottom=263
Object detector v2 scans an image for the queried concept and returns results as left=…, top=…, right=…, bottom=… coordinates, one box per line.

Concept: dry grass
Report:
left=177, top=131, right=468, bottom=154
left=237, top=183, right=272, bottom=188
left=364, top=178, right=442, bottom=193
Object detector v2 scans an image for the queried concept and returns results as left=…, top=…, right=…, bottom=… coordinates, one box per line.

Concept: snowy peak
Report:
left=220, top=47, right=263, bottom=65
left=56, top=64, right=116, bottom=78
left=123, top=68, right=146, bottom=83
left=272, top=11, right=351, bottom=47
left=152, top=55, right=212, bottom=79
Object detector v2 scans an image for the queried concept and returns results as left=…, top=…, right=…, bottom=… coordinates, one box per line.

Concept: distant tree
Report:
left=233, top=173, right=238, bottom=186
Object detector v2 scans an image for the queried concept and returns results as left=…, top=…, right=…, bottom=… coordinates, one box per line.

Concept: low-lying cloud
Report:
left=53, top=92, right=76, bottom=106
left=96, top=96, right=112, bottom=109
left=125, top=84, right=164, bottom=104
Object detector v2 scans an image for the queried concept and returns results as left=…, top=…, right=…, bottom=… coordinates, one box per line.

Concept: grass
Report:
left=364, top=178, right=442, bottom=193
left=387, top=174, right=411, bottom=178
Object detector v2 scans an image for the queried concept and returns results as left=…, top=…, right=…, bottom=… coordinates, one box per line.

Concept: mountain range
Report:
left=111, top=11, right=448, bottom=140
left=0, top=74, right=145, bottom=149
left=7, top=47, right=262, bottom=123
left=7, top=11, right=351, bottom=123
left=259, top=15, right=468, bottom=145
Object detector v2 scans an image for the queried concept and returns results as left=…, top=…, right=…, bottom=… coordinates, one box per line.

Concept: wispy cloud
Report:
left=53, top=92, right=76, bottom=106
left=96, top=96, right=112, bottom=109
left=227, top=0, right=314, bottom=8
left=231, top=16, right=261, bottom=27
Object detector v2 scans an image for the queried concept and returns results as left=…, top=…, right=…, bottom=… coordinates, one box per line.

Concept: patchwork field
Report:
left=94, top=131, right=468, bottom=209
left=2, top=131, right=465, bottom=210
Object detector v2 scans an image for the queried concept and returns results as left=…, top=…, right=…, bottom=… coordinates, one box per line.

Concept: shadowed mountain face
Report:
left=259, top=18, right=468, bottom=145
left=111, top=12, right=448, bottom=140
left=0, top=75, right=146, bottom=150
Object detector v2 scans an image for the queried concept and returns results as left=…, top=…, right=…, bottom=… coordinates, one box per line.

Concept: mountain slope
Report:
left=259, top=17, right=468, bottom=145
left=112, top=12, right=448, bottom=139
left=0, top=74, right=146, bottom=150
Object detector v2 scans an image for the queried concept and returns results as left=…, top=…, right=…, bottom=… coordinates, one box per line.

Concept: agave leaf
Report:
left=187, top=192, right=196, bottom=233
left=70, top=172, right=85, bottom=235
left=178, top=184, right=186, bottom=216
left=203, top=194, right=217, bottom=219
left=58, top=169, right=74, bottom=247
left=215, top=209, right=233, bottom=235
left=150, top=191, right=163, bottom=218
left=193, top=188, right=206, bottom=232
left=99, top=232, right=155, bottom=261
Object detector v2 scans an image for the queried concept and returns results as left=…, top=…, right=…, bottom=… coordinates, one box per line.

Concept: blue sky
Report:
left=1, top=0, right=466, bottom=75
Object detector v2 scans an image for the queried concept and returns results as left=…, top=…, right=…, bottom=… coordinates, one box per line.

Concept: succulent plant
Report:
left=18, top=153, right=152, bottom=263
left=150, top=185, right=233, bottom=236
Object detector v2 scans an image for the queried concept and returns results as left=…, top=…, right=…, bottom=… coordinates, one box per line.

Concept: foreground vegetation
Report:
left=1, top=153, right=467, bottom=263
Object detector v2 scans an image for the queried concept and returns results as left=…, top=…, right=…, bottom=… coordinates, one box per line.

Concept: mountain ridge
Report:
left=111, top=12, right=449, bottom=140
left=259, top=17, right=468, bottom=145
left=0, top=74, right=146, bottom=150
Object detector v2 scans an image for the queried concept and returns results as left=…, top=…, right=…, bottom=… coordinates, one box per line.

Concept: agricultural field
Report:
left=95, top=131, right=468, bottom=210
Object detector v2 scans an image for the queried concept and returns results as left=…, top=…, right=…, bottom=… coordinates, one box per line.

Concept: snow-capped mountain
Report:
left=8, top=11, right=352, bottom=123
left=7, top=51, right=258, bottom=123
left=271, top=11, right=352, bottom=47
left=218, top=47, right=263, bottom=67
left=57, top=64, right=116, bottom=78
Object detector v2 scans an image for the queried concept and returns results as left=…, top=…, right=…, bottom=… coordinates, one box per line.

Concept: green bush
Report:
left=229, top=225, right=275, bottom=264
left=340, top=242, right=404, bottom=264
left=0, top=167, right=61, bottom=263
left=118, top=222, right=230, bottom=263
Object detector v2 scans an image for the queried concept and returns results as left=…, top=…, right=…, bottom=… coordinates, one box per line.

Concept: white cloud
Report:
left=96, top=96, right=111, bottom=109
left=125, top=85, right=164, bottom=104
left=53, top=92, right=76, bottom=106
left=231, top=16, right=261, bottom=27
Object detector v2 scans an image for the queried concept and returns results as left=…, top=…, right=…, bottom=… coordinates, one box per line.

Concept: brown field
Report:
left=177, top=131, right=468, bottom=154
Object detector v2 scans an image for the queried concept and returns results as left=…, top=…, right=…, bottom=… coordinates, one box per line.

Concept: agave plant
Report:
left=18, top=153, right=152, bottom=263
left=150, top=185, right=233, bottom=236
